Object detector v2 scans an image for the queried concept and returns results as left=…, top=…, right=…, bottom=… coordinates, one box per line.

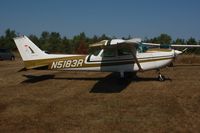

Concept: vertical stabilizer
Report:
left=13, top=36, right=47, bottom=61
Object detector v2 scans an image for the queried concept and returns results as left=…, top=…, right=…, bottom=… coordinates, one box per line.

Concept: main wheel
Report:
left=11, top=56, right=15, bottom=61
left=158, top=74, right=165, bottom=81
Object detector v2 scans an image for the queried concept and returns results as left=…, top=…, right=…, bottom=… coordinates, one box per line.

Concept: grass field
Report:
left=0, top=56, right=200, bottom=133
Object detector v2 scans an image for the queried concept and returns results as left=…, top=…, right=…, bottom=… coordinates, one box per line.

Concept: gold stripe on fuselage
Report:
left=24, top=55, right=173, bottom=70
left=146, top=48, right=172, bottom=53
left=24, top=56, right=86, bottom=69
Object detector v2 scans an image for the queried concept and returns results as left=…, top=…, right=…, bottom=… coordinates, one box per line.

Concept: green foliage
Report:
left=48, top=32, right=62, bottom=52
left=174, top=38, right=186, bottom=44
left=186, top=38, right=198, bottom=54
left=72, top=32, right=87, bottom=53
left=0, top=29, right=16, bottom=50
left=61, top=37, right=72, bottom=54
left=29, top=35, right=40, bottom=46
left=0, top=29, right=200, bottom=54
left=146, top=33, right=172, bottom=44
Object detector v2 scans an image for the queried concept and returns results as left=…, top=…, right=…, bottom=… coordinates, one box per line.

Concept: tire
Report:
left=158, top=75, right=165, bottom=81
left=11, top=56, right=15, bottom=61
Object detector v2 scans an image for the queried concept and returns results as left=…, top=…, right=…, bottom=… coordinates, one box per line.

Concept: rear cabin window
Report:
left=118, top=47, right=132, bottom=56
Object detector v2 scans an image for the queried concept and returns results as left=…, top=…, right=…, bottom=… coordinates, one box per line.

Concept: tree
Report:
left=76, top=40, right=88, bottom=54
left=99, top=34, right=110, bottom=40
left=187, top=38, right=197, bottom=45
left=174, top=38, right=185, bottom=44
left=48, top=32, right=62, bottom=52
left=147, top=34, right=172, bottom=44
left=1, top=28, right=200, bottom=55
left=39, top=31, right=50, bottom=50
left=0, top=29, right=17, bottom=50
left=29, top=35, right=40, bottom=47
left=157, top=34, right=172, bottom=44
left=122, top=35, right=132, bottom=40
left=72, top=32, right=88, bottom=54
left=186, top=38, right=198, bottom=54
left=61, top=37, right=72, bottom=54
left=92, top=35, right=98, bottom=43
left=39, top=32, right=62, bottom=52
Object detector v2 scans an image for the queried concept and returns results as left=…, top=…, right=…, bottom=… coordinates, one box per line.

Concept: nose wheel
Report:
left=157, top=70, right=165, bottom=81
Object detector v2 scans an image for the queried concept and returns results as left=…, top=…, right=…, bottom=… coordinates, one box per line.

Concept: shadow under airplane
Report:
left=89, top=73, right=172, bottom=93
left=22, top=74, right=55, bottom=83
left=22, top=72, right=171, bottom=93
left=90, top=73, right=132, bottom=93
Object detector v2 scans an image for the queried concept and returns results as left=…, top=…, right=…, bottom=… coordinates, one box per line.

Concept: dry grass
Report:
left=0, top=56, right=200, bottom=133
left=175, top=54, right=200, bottom=64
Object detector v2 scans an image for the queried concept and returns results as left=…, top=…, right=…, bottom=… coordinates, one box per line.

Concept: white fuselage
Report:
left=56, top=49, right=174, bottom=73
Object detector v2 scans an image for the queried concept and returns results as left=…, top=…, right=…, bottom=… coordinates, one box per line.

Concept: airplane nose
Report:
left=174, top=50, right=182, bottom=55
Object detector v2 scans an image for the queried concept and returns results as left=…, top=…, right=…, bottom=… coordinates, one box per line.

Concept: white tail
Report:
left=13, top=36, right=47, bottom=61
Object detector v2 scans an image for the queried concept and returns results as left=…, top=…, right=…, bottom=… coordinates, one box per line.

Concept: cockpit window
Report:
left=101, top=48, right=116, bottom=57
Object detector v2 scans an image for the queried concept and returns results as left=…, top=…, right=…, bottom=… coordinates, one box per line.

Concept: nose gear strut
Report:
left=157, top=69, right=165, bottom=81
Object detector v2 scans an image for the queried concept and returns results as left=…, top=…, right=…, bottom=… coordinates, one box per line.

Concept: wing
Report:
left=89, top=38, right=142, bottom=48
left=171, top=44, right=200, bottom=48
left=89, top=40, right=108, bottom=48
left=143, top=42, right=200, bottom=48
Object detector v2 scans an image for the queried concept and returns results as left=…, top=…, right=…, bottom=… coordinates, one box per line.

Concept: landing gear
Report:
left=157, top=70, right=165, bottom=81
left=120, top=72, right=125, bottom=78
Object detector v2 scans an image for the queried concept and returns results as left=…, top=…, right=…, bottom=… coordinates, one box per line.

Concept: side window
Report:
left=102, top=48, right=116, bottom=57
left=118, top=47, right=132, bottom=56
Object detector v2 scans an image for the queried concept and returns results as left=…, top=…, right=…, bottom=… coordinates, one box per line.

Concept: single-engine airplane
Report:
left=14, top=36, right=200, bottom=81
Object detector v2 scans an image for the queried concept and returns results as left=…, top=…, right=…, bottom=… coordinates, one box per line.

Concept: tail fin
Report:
left=13, top=36, right=47, bottom=61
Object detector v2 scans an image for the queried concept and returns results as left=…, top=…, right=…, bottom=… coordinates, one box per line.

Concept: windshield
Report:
left=138, top=44, right=149, bottom=53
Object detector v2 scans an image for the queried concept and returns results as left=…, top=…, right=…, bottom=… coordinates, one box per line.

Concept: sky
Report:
left=0, top=0, right=200, bottom=40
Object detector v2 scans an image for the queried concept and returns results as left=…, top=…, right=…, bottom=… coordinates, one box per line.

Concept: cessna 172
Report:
left=14, top=36, right=200, bottom=81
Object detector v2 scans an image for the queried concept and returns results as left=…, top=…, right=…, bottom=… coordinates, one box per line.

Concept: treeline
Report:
left=145, top=34, right=200, bottom=54
left=0, top=29, right=200, bottom=54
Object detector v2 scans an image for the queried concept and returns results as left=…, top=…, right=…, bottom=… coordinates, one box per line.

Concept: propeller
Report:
left=172, top=49, right=182, bottom=62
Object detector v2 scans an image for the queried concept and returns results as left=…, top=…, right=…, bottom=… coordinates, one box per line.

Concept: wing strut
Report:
left=131, top=52, right=143, bottom=72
